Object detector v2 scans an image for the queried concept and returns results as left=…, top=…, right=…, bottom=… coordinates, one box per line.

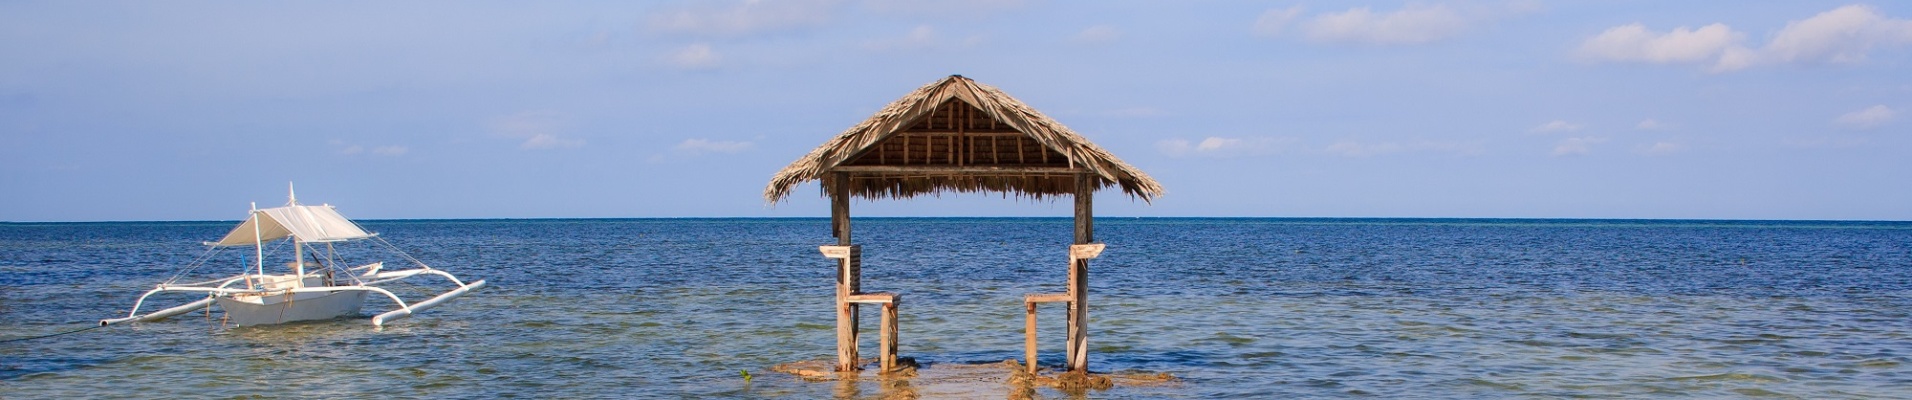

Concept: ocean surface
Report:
left=3, top=218, right=1910, bottom=398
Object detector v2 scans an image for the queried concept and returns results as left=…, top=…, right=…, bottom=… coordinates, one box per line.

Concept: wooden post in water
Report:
left=880, top=300, right=898, bottom=371
left=1067, top=173, right=1094, bottom=372
left=830, top=173, right=861, bottom=372
left=1024, top=301, right=1038, bottom=373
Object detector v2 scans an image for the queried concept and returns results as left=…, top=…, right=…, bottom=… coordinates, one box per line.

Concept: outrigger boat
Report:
left=102, top=186, right=486, bottom=328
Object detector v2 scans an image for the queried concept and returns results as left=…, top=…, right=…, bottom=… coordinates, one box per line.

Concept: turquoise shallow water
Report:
left=3, top=218, right=1910, bottom=398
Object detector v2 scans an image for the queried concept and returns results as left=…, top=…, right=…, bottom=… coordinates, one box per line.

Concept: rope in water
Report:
left=0, top=324, right=105, bottom=344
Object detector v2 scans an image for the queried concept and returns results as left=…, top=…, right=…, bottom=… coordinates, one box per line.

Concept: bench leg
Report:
left=837, top=302, right=858, bottom=371
left=880, top=301, right=898, bottom=372
left=1025, top=302, right=1038, bottom=374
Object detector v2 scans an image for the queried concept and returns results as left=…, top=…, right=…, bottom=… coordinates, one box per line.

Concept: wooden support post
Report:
left=1025, top=301, right=1038, bottom=374
left=832, top=173, right=851, bottom=246
left=823, top=245, right=863, bottom=372
left=880, top=300, right=898, bottom=372
left=838, top=301, right=857, bottom=372
left=829, top=174, right=860, bottom=372
left=1067, top=173, right=1094, bottom=372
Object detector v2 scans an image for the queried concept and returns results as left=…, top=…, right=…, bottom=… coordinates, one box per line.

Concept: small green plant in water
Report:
left=740, top=369, right=752, bottom=382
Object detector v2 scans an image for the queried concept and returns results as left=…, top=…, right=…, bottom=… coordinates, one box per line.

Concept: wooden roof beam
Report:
left=828, top=165, right=1090, bottom=174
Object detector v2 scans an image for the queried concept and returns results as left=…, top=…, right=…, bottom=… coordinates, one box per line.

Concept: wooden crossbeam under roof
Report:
left=764, top=75, right=1164, bottom=203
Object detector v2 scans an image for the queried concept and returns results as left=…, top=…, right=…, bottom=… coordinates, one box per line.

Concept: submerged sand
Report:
left=772, top=359, right=1176, bottom=399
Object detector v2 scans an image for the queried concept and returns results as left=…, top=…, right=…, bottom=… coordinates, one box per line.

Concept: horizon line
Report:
left=6, top=216, right=1910, bottom=225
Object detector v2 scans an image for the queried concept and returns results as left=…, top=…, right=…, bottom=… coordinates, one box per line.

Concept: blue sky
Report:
left=2, top=1, right=1908, bottom=221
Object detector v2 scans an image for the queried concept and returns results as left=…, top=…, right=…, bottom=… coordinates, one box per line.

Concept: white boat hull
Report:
left=101, top=190, right=489, bottom=328
left=215, top=289, right=368, bottom=326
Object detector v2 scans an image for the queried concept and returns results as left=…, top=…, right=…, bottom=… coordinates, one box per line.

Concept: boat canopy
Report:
left=211, top=204, right=375, bottom=246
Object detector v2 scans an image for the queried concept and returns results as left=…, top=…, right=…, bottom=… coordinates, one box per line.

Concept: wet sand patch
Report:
left=772, top=359, right=1176, bottom=399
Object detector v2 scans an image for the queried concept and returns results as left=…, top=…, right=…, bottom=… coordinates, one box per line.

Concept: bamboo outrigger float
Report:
left=767, top=75, right=1163, bottom=374
left=102, top=185, right=487, bottom=328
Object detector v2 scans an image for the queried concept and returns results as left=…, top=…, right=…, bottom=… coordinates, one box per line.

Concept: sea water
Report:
left=2, top=218, right=1909, bottom=398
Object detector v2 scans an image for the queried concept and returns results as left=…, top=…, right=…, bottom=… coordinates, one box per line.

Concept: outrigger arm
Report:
left=371, top=279, right=487, bottom=327
left=99, top=296, right=215, bottom=326
left=101, top=271, right=487, bottom=328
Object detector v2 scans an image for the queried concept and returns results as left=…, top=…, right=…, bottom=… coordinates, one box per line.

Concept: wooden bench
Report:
left=1022, top=243, right=1103, bottom=373
left=845, top=292, right=900, bottom=372
left=822, top=245, right=903, bottom=372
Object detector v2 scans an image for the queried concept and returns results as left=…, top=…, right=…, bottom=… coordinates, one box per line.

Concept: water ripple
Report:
left=3, top=218, right=1910, bottom=398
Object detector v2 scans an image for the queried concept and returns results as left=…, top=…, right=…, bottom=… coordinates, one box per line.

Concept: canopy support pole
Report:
left=250, top=208, right=263, bottom=290
left=830, top=172, right=862, bottom=372
left=1067, top=173, right=1093, bottom=372
left=292, top=240, right=305, bottom=288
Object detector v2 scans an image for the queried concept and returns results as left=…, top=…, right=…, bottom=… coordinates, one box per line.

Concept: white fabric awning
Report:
left=211, top=204, right=375, bottom=246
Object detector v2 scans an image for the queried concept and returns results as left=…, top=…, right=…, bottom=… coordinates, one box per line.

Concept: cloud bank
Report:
left=491, top=111, right=584, bottom=150
left=1835, top=105, right=1897, bottom=129
left=1578, top=4, right=1912, bottom=72
left=1530, top=120, right=1584, bottom=133
left=669, top=43, right=722, bottom=70
left=1071, top=25, right=1122, bottom=44
left=647, top=0, right=842, bottom=37
left=675, top=138, right=754, bottom=155
left=1157, top=136, right=1294, bottom=157
left=1253, top=3, right=1531, bottom=45
left=1552, top=136, right=1608, bottom=156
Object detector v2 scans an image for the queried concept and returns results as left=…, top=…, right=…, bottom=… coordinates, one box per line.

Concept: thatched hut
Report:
left=766, top=75, right=1162, bottom=374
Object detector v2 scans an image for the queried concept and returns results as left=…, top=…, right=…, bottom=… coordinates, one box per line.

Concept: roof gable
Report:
left=840, top=98, right=1071, bottom=168
left=765, top=75, right=1162, bottom=203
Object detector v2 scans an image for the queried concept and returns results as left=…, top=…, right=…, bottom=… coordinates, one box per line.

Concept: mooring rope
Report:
left=0, top=324, right=105, bottom=344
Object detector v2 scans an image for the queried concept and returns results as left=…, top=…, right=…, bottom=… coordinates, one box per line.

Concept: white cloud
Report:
left=1196, top=137, right=1240, bottom=151
left=1418, top=140, right=1486, bottom=156
left=331, top=140, right=406, bottom=156
left=1552, top=136, right=1608, bottom=156
left=1071, top=25, right=1121, bottom=44
left=521, top=134, right=584, bottom=150
left=371, top=145, right=409, bottom=156
left=1635, top=119, right=1671, bottom=130
left=1834, top=105, right=1896, bottom=129
left=863, top=0, right=1027, bottom=17
left=1324, top=140, right=1483, bottom=157
left=1530, top=120, right=1584, bottom=133
left=1155, top=138, right=1202, bottom=156
left=674, top=138, right=754, bottom=155
left=491, top=111, right=584, bottom=150
left=1580, top=5, right=1912, bottom=72
left=1324, top=140, right=1404, bottom=157
left=1637, top=141, right=1685, bottom=155
left=1102, top=106, right=1166, bottom=118
left=1302, top=4, right=1470, bottom=45
left=865, top=25, right=943, bottom=51
left=1158, top=136, right=1293, bottom=157
left=1767, top=4, right=1912, bottom=64
left=668, top=43, right=721, bottom=70
left=1784, top=135, right=1870, bottom=149
left=647, top=0, right=842, bottom=37
left=1255, top=3, right=1540, bottom=45
left=1576, top=23, right=1751, bottom=72
left=1251, top=6, right=1305, bottom=37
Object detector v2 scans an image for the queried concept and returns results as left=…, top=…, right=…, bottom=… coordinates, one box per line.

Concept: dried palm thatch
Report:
left=765, top=75, right=1163, bottom=204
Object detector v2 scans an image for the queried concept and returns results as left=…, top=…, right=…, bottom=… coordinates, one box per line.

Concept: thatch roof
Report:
left=765, top=75, right=1163, bottom=204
